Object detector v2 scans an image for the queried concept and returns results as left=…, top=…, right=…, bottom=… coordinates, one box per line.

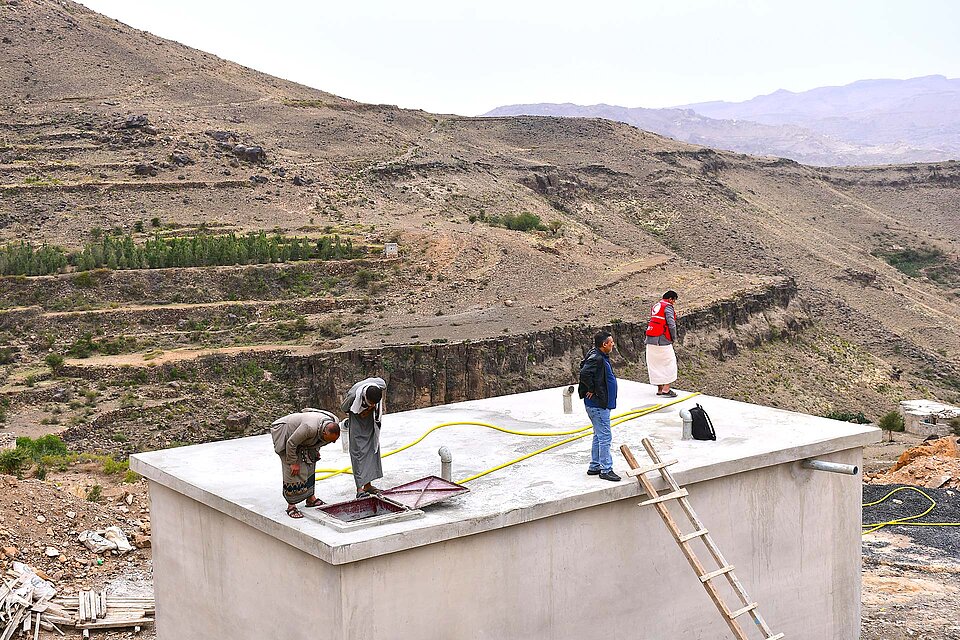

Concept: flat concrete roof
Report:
left=131, top=381, right=880, bottom=565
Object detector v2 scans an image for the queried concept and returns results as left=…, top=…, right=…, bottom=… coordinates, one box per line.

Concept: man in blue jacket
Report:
left=578, top=331, right=621, bottom=482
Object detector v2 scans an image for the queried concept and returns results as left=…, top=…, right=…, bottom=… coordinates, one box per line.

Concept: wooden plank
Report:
left=766, top=634, right=785, bottom=640
left=624, top=459, right=678, bottom=477
left=77, top=590, right=85, bottom=623
left=728, top=603, right=758, bottom=619
left=77, top=617, right=152, bottom=630
left=639, top=488, right=688, bottom=506
left=678, top=528, right=709, bottom=543
left=700, top=565, right=735, bottom=583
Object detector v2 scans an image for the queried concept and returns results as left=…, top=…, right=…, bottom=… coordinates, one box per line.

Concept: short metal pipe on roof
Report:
left=562, top=386, right=574, bottom=414
left=679, top=409, right=693, bottom=440
left=438, top=447, right=453, bottom=481
left=340, top=418, right=350, bottom=453
left=801, top=459, right=859, bottom=475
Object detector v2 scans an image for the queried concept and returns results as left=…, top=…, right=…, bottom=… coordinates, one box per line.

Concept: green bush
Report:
left=950, top=417, right=960, bottom=437
left=877, top=411, right=905, bottom=433
left=102, top=457, right=129, bottom=475
left=874, top=246, right=945, bottom=278
left=0, top=346, right=15, bottom=365
left=501, top=212, right=545, bottom=232
left=353, top=269, right=380, bottom=289
left=0, top=448, right=29, bottom=475
left=822, top=410, right=870, bottom=424
left=44, top=353, right=64, bottom=372
left=16, top=434, right=68, bottom=460
left=86, top=484, right=102, bottom=502
left=123, top=469, right=141, bottom=484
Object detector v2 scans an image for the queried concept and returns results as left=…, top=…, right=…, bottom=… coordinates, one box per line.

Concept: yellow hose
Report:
left=315, top=392, right=700, bottom=484
left=862, top=485, right=960, bottom=535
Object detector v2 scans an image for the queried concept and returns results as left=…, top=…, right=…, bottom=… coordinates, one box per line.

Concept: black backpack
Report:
left=690, top=404, right=716, bottom=441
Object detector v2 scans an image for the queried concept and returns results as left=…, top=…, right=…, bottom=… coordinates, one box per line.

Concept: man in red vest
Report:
left=645, top=290, right=679, bottom=397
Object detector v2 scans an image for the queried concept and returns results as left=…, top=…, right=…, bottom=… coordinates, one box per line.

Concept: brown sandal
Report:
left=305, top=496, right=325, bottom=508
left=286, top=504, right=304, bottom=519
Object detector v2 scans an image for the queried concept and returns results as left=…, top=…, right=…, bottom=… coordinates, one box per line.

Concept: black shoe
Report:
left=658, top=390, right=677, bottom=398
left=587, top=468, right=601, bottom=476
left=599, top=470, right=621, bottom=482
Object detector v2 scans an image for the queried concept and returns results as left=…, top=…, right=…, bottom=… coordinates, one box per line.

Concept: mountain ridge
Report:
left=486, top=75, right=960, bottom=166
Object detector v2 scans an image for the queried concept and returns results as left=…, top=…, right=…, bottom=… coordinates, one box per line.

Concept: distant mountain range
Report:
left=484, top=75, right=960, bottom=166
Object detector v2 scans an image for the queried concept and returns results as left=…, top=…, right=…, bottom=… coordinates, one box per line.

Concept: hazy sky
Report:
left=77, top=0, right=960, bottom=116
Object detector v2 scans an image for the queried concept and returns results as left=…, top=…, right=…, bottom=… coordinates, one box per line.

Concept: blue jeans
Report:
left=586, top=406, right=613, bottom=472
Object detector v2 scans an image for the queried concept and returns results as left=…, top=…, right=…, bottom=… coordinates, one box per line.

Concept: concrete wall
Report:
left=149, top=483, right=344, bottom=640
left=148, top=449, right=863, bottom=639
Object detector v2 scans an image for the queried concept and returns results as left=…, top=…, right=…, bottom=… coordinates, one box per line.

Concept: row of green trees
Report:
left=0, top=232, right=360, bottom=277
left=0, top=242, right=69, bottom=276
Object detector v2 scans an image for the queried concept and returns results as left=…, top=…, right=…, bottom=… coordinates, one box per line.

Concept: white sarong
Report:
left=645, top=344, right=677, bottom=385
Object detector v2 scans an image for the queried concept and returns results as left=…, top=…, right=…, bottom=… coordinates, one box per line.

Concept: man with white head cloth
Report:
left=340, top=377, right=387, bottom=498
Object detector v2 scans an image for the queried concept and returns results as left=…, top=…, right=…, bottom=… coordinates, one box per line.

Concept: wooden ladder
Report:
left=620, top=438, right=784, bottom=640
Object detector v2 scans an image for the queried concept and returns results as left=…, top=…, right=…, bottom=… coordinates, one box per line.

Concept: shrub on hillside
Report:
left=15, top=434, right=68, bottom=461
left=822, top=410, right=870, bottom=424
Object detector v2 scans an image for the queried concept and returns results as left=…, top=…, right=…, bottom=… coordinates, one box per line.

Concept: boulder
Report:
left=51, top=386, right=72, bottom=403
left=233, top=144, right=266, bottom=162
left=170, top=150, right=194, bottom=166
left=225, top=412, right=252, bottom=433
left=205, top=130, right=237, bottom=143
left=134, top=163, right=158, bottom=177
left=123, top=114, right=150, bottom=129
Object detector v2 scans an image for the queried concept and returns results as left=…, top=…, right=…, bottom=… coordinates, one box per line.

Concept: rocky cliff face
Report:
left=289, top=279, right=807, bottom=411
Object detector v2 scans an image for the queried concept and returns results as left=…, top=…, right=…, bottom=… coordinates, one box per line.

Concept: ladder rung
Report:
left=624, top=459, right=678, bottom=477
left=678, top=528, right=709, bottom=543
left=766, top=635, right=785, bottom=640
left=699, top=565, right=734, bottom=582
left=639, top=488, right=689, bottom=506
left=728, top=603, right=758, bottom=619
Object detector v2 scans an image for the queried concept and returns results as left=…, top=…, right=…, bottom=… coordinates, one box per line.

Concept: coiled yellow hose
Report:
left=862, top=485, right=960, bottom=535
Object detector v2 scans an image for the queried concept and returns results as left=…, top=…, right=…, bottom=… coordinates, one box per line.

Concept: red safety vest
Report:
left=645, top=300, right=673, bottom=341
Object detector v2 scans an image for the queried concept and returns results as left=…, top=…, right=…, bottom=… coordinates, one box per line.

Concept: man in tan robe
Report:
left=271, top=409, right=340, bottom=518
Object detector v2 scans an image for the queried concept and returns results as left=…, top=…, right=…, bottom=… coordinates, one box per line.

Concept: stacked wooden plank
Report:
left=52, top=591, right=154, bottom=637
left=2, top=566, right=154, bottom=637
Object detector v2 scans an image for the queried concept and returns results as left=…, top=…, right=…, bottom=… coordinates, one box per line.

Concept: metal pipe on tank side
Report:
left=438, top=447, right=453, bottom=481
left=802, top=459, right=859, bottom=475
left=562, top=386, right=574, bottom=414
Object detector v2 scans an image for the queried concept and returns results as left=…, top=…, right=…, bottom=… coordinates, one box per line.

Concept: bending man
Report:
left=271, top=408, right=340, bottom=518
left=341, top=377, right=388, bottom=498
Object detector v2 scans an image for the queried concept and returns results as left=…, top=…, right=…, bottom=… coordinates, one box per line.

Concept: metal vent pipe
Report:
left=562, top=386, right=574, bottom=414
left=802, top=459, right=859, bottom=475
left=438, top=447, right=453, bottom=481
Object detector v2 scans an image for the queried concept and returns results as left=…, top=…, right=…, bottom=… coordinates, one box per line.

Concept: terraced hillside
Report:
left=0, top=0, right=959, bottom=459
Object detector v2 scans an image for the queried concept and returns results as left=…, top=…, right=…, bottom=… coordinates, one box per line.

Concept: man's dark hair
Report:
left=365, top=385, right=383, bottom=404
left=663, top=290, right=678, bottom=301
left=594, top=331, right=612, bottom=349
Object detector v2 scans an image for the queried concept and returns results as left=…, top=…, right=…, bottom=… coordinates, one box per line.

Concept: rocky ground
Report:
left=0, top=465, right=153, bottom=638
